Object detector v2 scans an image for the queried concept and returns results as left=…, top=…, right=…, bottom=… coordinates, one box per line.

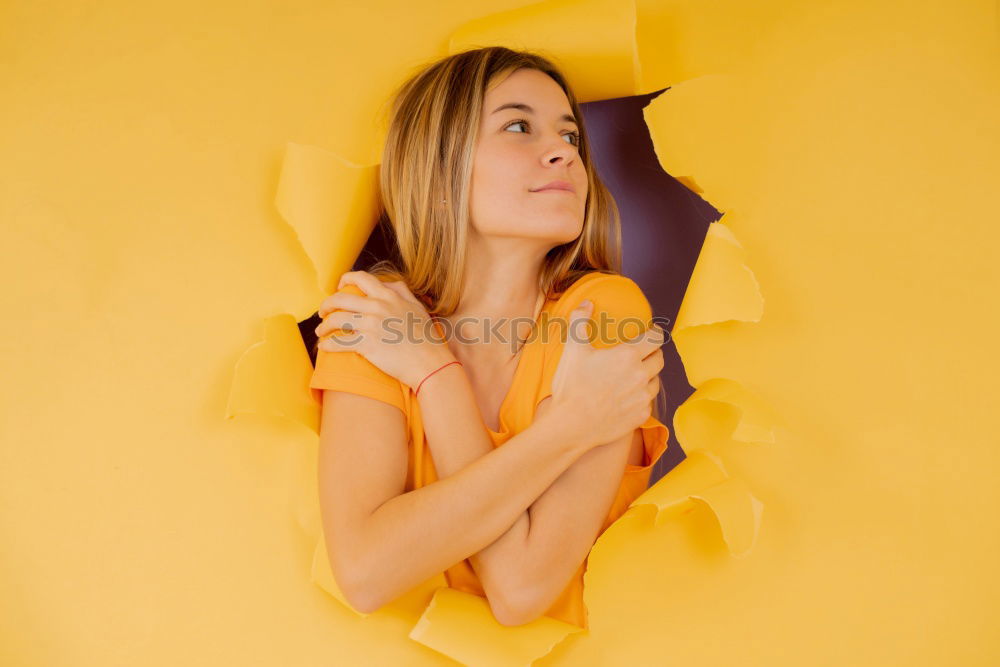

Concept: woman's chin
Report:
left=541, top=230, right=584, bottom=246
left=478, top=213, right=582, bottom=243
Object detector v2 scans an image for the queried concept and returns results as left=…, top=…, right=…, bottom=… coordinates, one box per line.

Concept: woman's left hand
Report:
left=314, top=270, right=455, bottom=389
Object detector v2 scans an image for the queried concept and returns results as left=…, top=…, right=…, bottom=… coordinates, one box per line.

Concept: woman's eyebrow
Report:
left=490, top=102, right=578, bottom=125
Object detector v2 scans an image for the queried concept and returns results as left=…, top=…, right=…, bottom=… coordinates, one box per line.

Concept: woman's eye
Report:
left=504, top=119, right=580, bottom=147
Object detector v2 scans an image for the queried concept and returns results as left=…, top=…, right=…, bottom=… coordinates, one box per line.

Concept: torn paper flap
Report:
left=409, top=587, right=584, bottom=667
left=674, top=220, right=764, bottom=331
left=674, top=377, right=778, bottom=447
left=631, top=451, right=762, bottom=557
left=225, top=313, right=321, bottom=435
left=642, top=73, right=745, bottom=211
left=275, top=142, right=380, bottom=296
left=448, top=0, right=640, bottom=103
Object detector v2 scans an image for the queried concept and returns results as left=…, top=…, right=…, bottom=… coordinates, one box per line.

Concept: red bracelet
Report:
left=415, top=360, right=463, bottom=396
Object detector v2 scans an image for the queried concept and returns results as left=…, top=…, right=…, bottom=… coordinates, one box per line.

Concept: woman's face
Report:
left=469, top=68, right=589, bottom=245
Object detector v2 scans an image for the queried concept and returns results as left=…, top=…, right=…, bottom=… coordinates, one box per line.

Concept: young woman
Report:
left=310, top=47, right=669, bottom=628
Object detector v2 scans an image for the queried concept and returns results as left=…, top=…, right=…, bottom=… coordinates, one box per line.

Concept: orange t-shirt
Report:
left=309, top=271, right=669, bottom=628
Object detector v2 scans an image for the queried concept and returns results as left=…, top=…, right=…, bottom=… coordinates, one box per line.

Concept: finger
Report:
left=316, top=292, right=372, bottom=321
left=318, top=311, right=371, bottom=338
left=318, top=330, right=363, bottom=351
left=647, top=375, right=661, bottom=400
left=628, top=324, right=666, bottom=358
left=337, top=270, right=393, bottom=301
left=318, top=281, right=368, bottom=316
left=564, top=299, right=595, bottom=346
left=382, top=279, right=423, bottom=306
left=641, top=327, right=666, bottom=358
left=641, top=348, right=665, bottom=376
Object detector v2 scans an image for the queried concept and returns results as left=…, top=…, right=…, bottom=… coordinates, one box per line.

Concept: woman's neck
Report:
left=443, top=239, right=549, bottom=357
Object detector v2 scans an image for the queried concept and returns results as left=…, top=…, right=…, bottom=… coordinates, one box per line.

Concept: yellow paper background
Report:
left=2, top=0, right=999, bottom=666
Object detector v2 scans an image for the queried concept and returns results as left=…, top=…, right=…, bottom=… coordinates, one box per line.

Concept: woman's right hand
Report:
left=547, top=299, right=666, bottom=450
left=315, top=270, right=455, bottom=390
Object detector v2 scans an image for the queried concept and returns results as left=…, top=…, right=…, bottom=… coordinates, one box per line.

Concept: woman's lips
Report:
left=530, top=180, right=575, bottom=193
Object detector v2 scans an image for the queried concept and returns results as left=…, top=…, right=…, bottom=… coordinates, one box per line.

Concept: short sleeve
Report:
left=622, top=413, right=669, bottom=488
left=309, top=283, right=406, bottom=413
left=537, top=273, right=660, bottom=400
left=583, top=274, right=656, bottom=350
left=538, top=273, right=670, bottom=497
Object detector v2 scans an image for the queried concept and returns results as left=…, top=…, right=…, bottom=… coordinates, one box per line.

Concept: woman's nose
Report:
left=541, top=139, right=575, bottom=165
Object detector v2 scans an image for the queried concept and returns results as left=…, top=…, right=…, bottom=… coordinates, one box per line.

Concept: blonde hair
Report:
left=369, top=46, right=622, bottom=314
left=320, top=46, right=666, bottom=429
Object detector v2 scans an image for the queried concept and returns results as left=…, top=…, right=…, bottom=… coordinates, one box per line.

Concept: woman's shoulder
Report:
left=549, top=271, right=650, bottom=315
left=545, top=271, right=654, bottom=349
